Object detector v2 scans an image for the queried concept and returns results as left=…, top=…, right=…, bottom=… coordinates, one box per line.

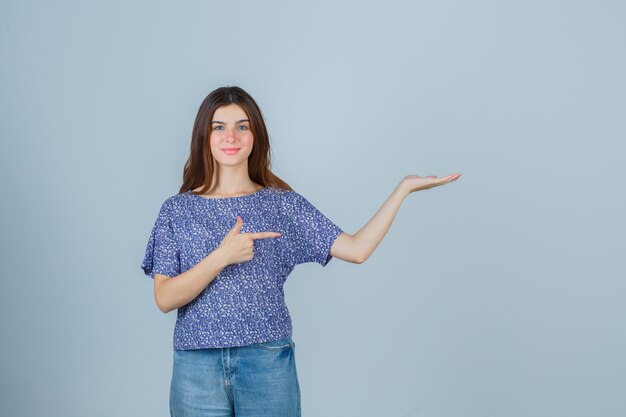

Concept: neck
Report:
left=208, top=164, right=259, bottom=195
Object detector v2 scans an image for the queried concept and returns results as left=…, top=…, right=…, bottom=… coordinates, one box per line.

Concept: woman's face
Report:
left=209, top=104, right=254, bottom=168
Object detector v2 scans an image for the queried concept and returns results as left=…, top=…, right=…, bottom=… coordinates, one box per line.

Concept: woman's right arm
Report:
left=154, top=248, right=228, bottom=313
left=153, top=215, right=280, bottom=313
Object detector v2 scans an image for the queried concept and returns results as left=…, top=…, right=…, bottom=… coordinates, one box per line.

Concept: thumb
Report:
left=228, top=215, right=244, bottom=235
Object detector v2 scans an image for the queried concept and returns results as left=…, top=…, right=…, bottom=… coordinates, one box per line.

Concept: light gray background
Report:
left=1, top=1, right=624, bottom=416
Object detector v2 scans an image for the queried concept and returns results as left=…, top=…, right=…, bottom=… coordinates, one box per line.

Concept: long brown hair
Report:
left=179, top=86, right=292, bottom=195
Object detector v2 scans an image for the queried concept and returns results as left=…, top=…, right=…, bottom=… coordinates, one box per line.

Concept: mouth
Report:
left=221, top=148, right=240, bottom=155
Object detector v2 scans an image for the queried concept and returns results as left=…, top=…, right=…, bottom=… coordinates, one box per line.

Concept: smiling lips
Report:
left=221, top=148, right=240, bottom=155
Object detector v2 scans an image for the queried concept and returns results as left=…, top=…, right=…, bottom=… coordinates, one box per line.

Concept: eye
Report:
left=238, top=125, right=249, bottom=130
left=213, top=125, right=223, bottom=130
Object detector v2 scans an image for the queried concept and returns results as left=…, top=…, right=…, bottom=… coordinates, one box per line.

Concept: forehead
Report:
left=212, top=104, right=248, bottom=121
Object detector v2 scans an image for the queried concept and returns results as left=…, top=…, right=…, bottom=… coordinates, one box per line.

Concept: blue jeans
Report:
left=169, top=336, right=301, bottom=417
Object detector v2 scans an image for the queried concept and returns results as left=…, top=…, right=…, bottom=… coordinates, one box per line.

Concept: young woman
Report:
left=141, top=85, right=461, bottom=417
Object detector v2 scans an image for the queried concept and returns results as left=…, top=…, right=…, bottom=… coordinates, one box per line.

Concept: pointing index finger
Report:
left=247, top=231, right=282, bottom=240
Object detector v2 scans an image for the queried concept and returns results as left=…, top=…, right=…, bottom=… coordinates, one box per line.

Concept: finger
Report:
left=248, top=231, right=282, bottom=239
left=437, top=174, right=460, bottom=184
left=228, top=216, right=244, bottom=235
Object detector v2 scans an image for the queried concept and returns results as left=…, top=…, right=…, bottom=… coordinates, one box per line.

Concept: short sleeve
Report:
left=140, top=199, right=181, bottom=279
left=283, top=191, right=343, bottom=267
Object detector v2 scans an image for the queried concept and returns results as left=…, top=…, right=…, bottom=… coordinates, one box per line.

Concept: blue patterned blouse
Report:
left=141, top=186, right=344, bottom=350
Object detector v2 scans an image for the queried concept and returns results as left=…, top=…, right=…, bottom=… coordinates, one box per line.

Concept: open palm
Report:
left=402, top=173, right=462, bottom=193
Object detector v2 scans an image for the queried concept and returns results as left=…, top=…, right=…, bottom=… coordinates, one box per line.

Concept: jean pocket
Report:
left=253, top=336, right=292, bottom=351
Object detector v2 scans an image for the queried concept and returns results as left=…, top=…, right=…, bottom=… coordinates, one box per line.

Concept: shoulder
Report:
left=258, top=187, right=305, bottom=216
left=167, top=191, right=189, bottom=206
left=264, top=185, right=291, bottom=195
left=266, top=187, right=302, bottom=203
left=259, top=186, right=299, bottom=203
left=155, top=191, right=189, bottom=220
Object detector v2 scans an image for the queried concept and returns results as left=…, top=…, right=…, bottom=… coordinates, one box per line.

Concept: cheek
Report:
left=208, top=139, right=221, bottom=157
left=208, top=134, right=220, bottom=147
left=241, top=134, right=254, bottom=147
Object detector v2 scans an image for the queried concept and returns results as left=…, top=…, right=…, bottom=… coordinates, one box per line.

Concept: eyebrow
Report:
left=210, top=119, right=250, bottom=125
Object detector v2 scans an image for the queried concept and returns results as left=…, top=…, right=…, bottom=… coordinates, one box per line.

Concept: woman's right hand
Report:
left=216, top=216, right=281, bottom=266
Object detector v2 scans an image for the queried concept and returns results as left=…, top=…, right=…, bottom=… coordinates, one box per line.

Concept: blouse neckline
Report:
left=186, top=186, right=268, bottom=201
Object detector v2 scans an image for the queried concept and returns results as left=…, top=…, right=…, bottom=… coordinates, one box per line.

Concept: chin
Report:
left=215, top=158, right=248, bottom=167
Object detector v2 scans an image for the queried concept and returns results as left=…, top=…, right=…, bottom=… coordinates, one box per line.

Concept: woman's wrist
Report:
left=208, top=247, right=230, bottom=270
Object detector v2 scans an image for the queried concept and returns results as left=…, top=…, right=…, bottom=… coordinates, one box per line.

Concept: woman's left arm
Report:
left=330, top=173, right=462, bottom=264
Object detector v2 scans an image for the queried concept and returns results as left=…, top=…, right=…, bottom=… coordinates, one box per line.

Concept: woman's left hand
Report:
left=400, top=173, right=462, bottom=194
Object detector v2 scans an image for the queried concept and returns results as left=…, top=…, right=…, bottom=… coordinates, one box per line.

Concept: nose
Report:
left=224, top=126, right=237, bottom=143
